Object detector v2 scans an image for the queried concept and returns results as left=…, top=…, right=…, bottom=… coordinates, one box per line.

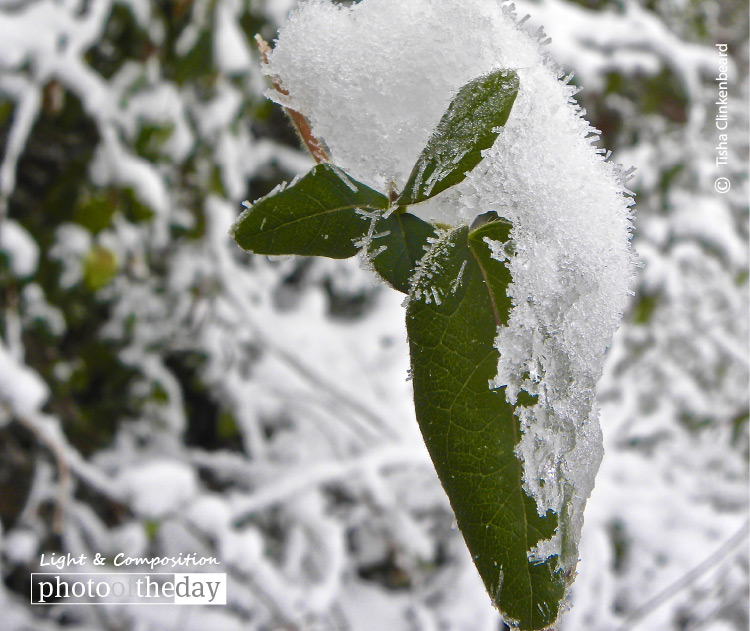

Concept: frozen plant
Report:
left=232, top=0, right=636, bottom=629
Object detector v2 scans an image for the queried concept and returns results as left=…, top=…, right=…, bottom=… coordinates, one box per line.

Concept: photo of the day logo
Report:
left=31, top=573, right=227, bottom=605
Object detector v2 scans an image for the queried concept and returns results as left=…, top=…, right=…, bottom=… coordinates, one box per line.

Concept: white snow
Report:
left=186, top=493, right=232, bottom=535
left=2, top=529, right=38, bottom=564
left=48, top=223, right=92, bottom=289
left=215, top=2, right=254, bottom=74
left=267, top=0, right=635, bottom=572
left=0, top=339, right=49, bottom=415
left=109, top=522, right=149, bottom=558
left=21, top=284, right=66, bottom=336
left=0, top=78, right=40, bottom=201
left=0, top=219, right=39, bottom=277
left=115, top=461, right=198, bottom=519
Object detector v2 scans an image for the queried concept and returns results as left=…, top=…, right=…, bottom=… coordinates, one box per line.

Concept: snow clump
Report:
left=266, top=0, right=635, bottom=571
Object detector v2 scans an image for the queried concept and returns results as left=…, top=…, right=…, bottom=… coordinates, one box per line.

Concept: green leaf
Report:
left=231, top=164, right=389, bottom=259
left=406, top=220, right=565, bottom=630
left=397, top=69, right=519, bottom=206
left=366, top=211, right=437, bottom=293
left=83, top=246, right=118, bottom=291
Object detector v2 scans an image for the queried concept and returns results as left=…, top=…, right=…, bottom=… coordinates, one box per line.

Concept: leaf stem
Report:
left=255, top=35, right=331, bottom=165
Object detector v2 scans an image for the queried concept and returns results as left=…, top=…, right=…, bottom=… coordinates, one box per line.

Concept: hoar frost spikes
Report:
left=259, top=0, right=635, bottom=625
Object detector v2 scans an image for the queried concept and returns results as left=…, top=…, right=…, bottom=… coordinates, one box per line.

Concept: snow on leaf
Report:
left=406, top=221, right=566, bottom=630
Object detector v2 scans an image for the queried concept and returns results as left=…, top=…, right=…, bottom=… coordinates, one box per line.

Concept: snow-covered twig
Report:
left=617, top=520, right=750, bottom=630
left=12, top=413, right=71, bottom=532
left=230, top=443, right=427, bottom=523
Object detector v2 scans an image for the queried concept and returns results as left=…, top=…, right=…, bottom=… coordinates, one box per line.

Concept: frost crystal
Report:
left=268, top=0, right=635, bottom=571
left=408, top=228, right=458, bottom=306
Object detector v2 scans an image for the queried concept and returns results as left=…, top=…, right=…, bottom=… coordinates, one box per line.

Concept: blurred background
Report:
left=0, top=0, right=747, bottom=630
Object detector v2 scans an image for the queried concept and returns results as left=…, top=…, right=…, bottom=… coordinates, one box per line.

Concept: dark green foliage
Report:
left=134, top=122, right=175, bottom=162
left=8, top=90, right=99, bottom=251
left=85, top=3, right=153, bottom=79
left=366, top=212, right=437, bottom=293
left=632, top=293, right=659, bottom=325
left=173, top=28, right=215, bottom=86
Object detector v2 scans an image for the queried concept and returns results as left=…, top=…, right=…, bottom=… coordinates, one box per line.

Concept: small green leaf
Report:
left=406, top=220, right=565, bottom=630
left=366, top=211, right=437, bottom=293
left=83, top=246, right=118, bottom=291
left=231, top=164, right=389, bottom=259
left=398, top=69, right=519, bottom=206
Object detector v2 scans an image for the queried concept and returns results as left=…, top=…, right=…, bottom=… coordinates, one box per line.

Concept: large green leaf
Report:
left=231, top=164, right=388, bottom=259
left=397, top=69, right=519, bottom=207
left=366, top=211, right=437, bottom=293
left=406, top=220, right=565, bottom=630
